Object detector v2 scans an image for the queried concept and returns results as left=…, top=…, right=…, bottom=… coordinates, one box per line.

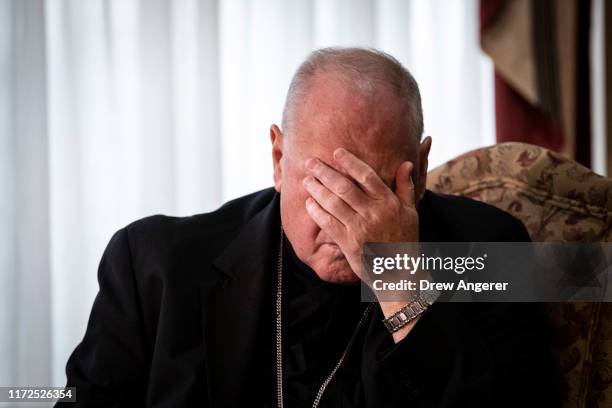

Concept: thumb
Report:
left=394, top=161, right=415, bottom=207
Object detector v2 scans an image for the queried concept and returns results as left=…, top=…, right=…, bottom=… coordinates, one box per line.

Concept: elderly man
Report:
left=59, top=48, right=557, bottom=407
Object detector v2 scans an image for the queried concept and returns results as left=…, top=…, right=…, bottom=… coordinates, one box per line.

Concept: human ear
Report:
left=416, top=136, right=432, bottom=202
left=270, top=124, right=284, bottom=192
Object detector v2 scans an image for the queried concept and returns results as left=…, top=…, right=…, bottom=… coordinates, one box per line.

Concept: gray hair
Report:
left=281, top=47, right=424, bottom=141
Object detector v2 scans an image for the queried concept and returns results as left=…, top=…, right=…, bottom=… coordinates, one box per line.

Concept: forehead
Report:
left=289, top=73, right=416, bottom=184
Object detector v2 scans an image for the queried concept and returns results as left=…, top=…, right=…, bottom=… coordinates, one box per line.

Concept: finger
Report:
left=305, top=197, right=346, bottom=244
left=303, top=176, right=357, bottom=226
left=394, top=161, right=415, bottom=207
left=333, top=148, right=389, bottom=198
left=305, top=157, right=369, bottom=213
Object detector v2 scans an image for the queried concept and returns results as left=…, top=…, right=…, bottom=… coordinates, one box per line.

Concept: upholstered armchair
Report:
left=427, top=142, right=612, bottom=407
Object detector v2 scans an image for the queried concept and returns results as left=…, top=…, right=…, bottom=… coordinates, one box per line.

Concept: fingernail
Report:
left=305, top=158, right=316, bottom=170
left=305, top=197, right=314, bottom=210
left=334, top=148, right=346, bottom=159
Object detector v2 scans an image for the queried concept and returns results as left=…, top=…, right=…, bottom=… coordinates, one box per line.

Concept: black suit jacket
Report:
left=57, top=188, right=558, bottom=407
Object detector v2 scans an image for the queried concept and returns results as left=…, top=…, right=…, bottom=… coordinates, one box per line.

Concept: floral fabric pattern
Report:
left=427, top=142, right=612, bottom=407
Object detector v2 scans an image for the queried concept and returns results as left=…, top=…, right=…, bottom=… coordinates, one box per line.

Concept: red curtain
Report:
left=480, top=0, right=591, bottom=166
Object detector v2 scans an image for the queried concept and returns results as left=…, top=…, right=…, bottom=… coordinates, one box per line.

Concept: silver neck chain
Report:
left=275, top=228, right=374, bottom=408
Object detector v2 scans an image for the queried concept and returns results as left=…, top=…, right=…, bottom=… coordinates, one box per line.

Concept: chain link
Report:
left=276, top=227, right=284, bottom=408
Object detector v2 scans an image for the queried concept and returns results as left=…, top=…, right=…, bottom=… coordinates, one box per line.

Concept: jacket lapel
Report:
left=201, top=192, right=281, bottom=407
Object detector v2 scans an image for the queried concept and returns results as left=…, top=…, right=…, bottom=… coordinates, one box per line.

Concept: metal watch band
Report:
left=382, top=290, right=439, bottom=333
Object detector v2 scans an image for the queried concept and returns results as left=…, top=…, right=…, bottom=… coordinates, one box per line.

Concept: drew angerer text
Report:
left=371, top=279, right=509, bottom=293
left=368, top=253, right=509, bottom=294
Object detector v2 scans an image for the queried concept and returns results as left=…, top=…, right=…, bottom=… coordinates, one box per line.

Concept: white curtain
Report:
left=0, top=0, right=495, bottom=390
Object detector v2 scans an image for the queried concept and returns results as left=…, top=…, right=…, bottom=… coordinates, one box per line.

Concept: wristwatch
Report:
left=382, top=289, right=439, bottom=333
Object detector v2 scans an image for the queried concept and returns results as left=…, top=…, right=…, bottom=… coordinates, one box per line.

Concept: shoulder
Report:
left=125, top=188, right=275, bottom=241
left=421, top=190, right=530, bottom=242
left=119, top=187, right=277, bottom=271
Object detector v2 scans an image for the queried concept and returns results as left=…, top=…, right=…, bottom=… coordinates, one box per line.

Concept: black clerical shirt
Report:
left=284, top=237, right=369, bottom=407
left=283, top=237, right=428, bottom=407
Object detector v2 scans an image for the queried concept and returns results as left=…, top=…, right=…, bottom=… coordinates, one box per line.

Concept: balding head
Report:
left=282, top=47, right=424, bottom=144
left=270, top=47, right=432, bottom=283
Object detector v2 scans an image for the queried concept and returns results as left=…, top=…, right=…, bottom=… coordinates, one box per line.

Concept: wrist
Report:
left=378, top=288, right=439, bottom=343
left=379, top=301, right=424, bottom=343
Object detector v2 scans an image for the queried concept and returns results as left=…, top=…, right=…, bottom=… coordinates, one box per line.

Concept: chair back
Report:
left=427, top=142, right=612, bottom=407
